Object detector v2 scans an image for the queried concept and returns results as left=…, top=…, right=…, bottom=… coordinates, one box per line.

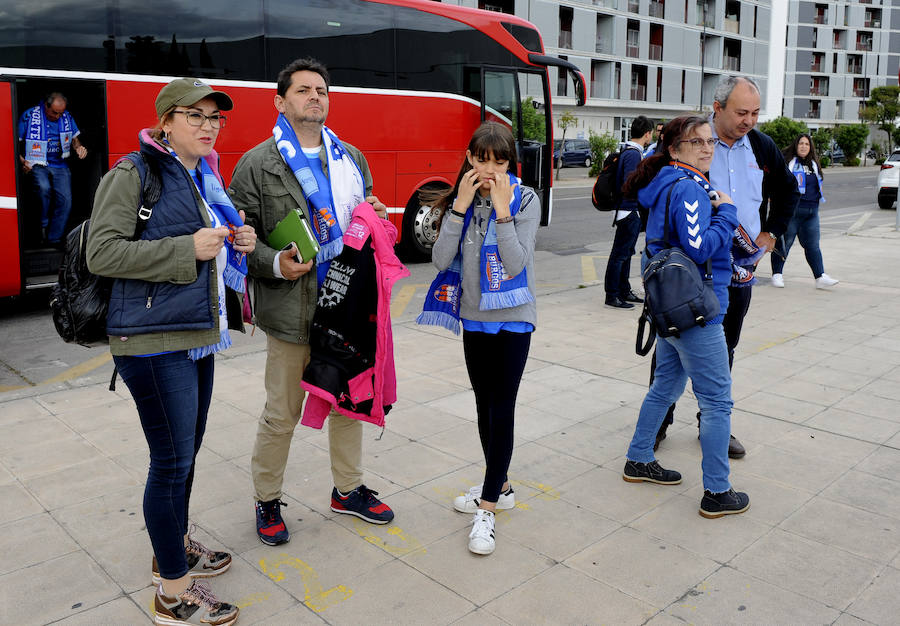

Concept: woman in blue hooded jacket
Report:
left=620, top=115, right=750, bottom=519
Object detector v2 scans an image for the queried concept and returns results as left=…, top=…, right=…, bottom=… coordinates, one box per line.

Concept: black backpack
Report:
left=50, top=152, right=161, bottom=347
left=635, top=178, right=720, bottom=356
left=591, top=146, right=639, bottom=211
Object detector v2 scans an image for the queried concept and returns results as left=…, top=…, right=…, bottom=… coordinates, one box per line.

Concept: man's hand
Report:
left=278, top=243, right=314, bottom=280
left=755, top=231, right=776, bottom=253
left=75, top=144, right=88, bottom=159
left=19, top=156, right=32, bottom=173
left=366, top=195, right=387, bottom=219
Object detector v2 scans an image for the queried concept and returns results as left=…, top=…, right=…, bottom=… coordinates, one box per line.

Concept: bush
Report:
left=758, top=117, right=809, bottom=150
left=819, top=155, right=831, bottom=168
left=845, top=156, right=861, bottom=167
left=588, top=129, right=619, bottom=177
left=833, top=123, right=869, bottom=162
left=810, top=127, right=832, bottom=159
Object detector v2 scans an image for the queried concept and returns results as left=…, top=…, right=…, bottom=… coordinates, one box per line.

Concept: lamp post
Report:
left=699, top=1, right=707, bottom=111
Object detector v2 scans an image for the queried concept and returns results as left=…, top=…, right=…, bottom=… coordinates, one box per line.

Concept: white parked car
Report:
left=877, top=150, right=900, bottom=209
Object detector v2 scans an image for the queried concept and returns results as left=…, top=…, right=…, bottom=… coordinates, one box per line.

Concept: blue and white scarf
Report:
left=417, top=173, right=532, bottom=334
left=25, top=104, right=75, bottom=165
left=161, top=140, right=247, bottom=360
left=788, top=157, right=825, bottom=201
left=272, top=115, right=365, bottom=282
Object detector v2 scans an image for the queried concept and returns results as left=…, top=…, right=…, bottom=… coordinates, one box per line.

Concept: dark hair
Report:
left=630, top=115, right=653, bottom=139
left=622, top=115, right=709, bottom=198
left=419, top=121, right=518, bottom=222
left=783, top=133, right=823, bottom=179
left=277, top=57, right=330, bottom=97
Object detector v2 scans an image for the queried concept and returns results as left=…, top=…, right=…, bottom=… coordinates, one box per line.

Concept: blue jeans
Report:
left=627, top=323, right=733, bottom=493
left=604, top=211, right=641, bottom=298
left=31, top=165, right=73, bottom=243
left=771, top=203, right=825, bottom=278
left=114, top=352, right=214, bottom=580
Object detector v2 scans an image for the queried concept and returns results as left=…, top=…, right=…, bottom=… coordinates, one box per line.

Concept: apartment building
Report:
left=783, top=1, right=900, bottom=128
left=439, top=0, right=772, bottom=140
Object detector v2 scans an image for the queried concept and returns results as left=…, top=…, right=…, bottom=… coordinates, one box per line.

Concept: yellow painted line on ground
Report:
left=0, top=384, right=27, bottom=393
left=580, top=254, right=608, bottom=284
left=754, top=332, right=800, bottom=353
left=391, top=283, right=426, bottom=318
left=259, top=553, right=352, bottom=612
left=42, top=352, right=113, bottom=385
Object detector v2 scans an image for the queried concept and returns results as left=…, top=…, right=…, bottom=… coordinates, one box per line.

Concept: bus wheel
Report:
left=400, top=185, right=445, bottom=261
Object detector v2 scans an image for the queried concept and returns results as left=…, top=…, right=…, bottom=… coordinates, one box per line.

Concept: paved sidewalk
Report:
left=3, top=224, right=900, bottom=625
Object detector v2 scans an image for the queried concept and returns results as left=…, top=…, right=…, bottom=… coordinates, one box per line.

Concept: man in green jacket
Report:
left=229, top=57, right=395, bottom=546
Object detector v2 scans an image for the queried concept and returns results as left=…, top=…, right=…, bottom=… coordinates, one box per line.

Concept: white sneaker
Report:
left=771, top=273, right=784, bottom=288
left=468, top=509, right=495, bottom=555
left=815, top=273, right=839, bottom=288
left=453, top=485, right=515, bottom=513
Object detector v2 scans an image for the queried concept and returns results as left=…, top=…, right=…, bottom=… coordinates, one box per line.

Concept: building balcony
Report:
left=807, top=108, right=820, bottom=119
left=626, top=43, right=640, bottom=58
left=848, top=63, right=862, bottom=74
left=724, top=18, right=739, bottom=33
left=810, top=88, right=828, bottom=96
left=864, top=19, right=881, bottom=28
left=856, top=40, right=873, bottom=51
left=648, top=1, right=665, bottom=18
left=811, top=62, right=822, bottom=72
left=559, top=31, right=572, bottom=49
left=723, top=56, right=740, bottom=71
left=813, top=14, right=826, bottom=25
left=854, top=88, right=869, bottom=97
left=595, top=38, right=611, bottom=54
left=630, top=85, right=647, bottom=100
left=627, top=0, right=639, bottom=12
left=649, top=44, right=663, bottom=61
left=592, top=0, right=618, bottom=7
left=833, top=39, right=844, bottom=49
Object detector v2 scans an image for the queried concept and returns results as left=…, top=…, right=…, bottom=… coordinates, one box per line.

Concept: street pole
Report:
left=699, top=1, right=707, bottom=111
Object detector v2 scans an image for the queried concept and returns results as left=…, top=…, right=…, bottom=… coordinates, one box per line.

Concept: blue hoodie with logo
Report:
left=638, top=164, right=739, bottom=323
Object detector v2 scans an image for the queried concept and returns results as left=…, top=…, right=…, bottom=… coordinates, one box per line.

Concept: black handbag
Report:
left=636, top=178, right=720, bottom=356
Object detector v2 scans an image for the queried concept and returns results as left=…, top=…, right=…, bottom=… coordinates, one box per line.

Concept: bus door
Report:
left=0, top=79, right=21, bottom=297
left=480, top=67, right=551, bottom=226
left=10, top=76, right=108, bottom=294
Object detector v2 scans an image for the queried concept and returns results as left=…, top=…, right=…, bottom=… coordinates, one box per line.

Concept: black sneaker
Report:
left=331, top=485, right=394, bottom=524
left=699, top=488, right=750, bottom=518
left=255, top=499, right=289, bottom=545
left=622, top=460, right=682, bottom=485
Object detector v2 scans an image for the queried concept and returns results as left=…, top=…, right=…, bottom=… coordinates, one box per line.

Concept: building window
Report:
left=627, top=0, right=640, bottom=13
left=811, top=51, right=824, bottom=73
left=813, top=3, right=827, bottom=25
left=853, top=77, right=870, bottom=98
left=696, top=0, right=714, bottom=28
left=864, top=8, right=881, bottom=28
left=649, top=0, right=665, bottom=18
left=681, top=69, right=686, bottom=104
left=626, top=20, right=640, bottom=58
left=557, top=55, right=568, bottom=96
left=724, top=0, right=740, bottom=33
left=808, top=100, right=820, bottom=119
left=479, top=0, right=514, bottom=13
left=810, top=77, right=828, bottom=96
left=856, top=31, right=873, bottom=52
left=559, top=6, right=573, bottom=50
left=847, top=54, right=863, bottom=74
left=723, top=38, right=741, bottom=71
left=833, top=29, right=845, bottom=50
left=656, top=67, right=663, bottom=102
left=631, top=65, right=647, bottom=101
left=614, top=62, right=621, bottom=99
left=649, top=24, right=664, bottom=61
left=835, top=100, right=843, bottom=119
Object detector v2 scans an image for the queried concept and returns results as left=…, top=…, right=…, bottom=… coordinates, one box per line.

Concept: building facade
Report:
left=438, top=0, right=772, bottom=140
left=783, top=0, right=900, bottom=128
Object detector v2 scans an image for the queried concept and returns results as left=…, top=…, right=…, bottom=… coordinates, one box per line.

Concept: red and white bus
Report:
left=0, top=0, right=585, bottom=298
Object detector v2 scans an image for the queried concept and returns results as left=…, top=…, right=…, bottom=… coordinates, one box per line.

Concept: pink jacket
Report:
left=300, top=202, right=409, bottom=428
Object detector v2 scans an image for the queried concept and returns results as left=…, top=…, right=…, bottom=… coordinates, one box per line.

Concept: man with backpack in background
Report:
left=603, top=115, right=654, bottom=309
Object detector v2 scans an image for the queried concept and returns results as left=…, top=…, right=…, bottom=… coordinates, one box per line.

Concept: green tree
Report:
left=757, top=116, right=809, bottom=150
left=833, top=123, right=869, bottom=166
left=555, top=111, right=578, bottom=176
left=520, top=97, right=545, bottom=142
left=587, top=129, right=619, bottom=177
left=859, top=85, right=900, bottom=149
left=810, top=127, right=833, bottom=166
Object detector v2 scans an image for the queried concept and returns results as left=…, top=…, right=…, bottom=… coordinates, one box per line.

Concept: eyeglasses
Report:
left=679, top=138, right=717, bottom=148
left=174, top=110, right=227, bottom=129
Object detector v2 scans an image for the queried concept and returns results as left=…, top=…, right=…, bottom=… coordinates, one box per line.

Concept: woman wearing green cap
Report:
left=87, top=78, right=255, bottom=626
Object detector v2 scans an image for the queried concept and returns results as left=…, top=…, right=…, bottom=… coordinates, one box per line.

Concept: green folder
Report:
left=268, top=209, right=320, bottom=263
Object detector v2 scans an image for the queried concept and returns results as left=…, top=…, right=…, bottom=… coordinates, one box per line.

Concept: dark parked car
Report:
left=553, top=138, right=592, bottom=168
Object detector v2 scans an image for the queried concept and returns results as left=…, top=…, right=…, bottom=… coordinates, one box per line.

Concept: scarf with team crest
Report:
left=417, top=172, right=532, bottom=334
left=272, top=114, right=366, bottom=284
left=25, top=104, right=76, bottom=165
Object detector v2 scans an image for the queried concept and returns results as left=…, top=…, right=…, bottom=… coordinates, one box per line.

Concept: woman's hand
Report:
left=232, top=210, right=257, bottom=254
left=453, top=169, right=480, bottom=213
left=193, top=226, right=229, bottom=261
left=488, top=173, right=517, bottom=219
left=710, top=190, right=732, bottom=208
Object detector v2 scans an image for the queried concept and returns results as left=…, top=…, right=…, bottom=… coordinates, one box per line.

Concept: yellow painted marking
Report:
left=754, top=333, right=800, bottom=353
left=0, top=385, right=26, bottom=392
left=350, top=518, right=425, bottom=556
left=42, top=352, right=113, bottom=385
left=580, top=255, right=608, bottom=284
left=515, top=479, right=561, bottom=501
left=391, top=283, right=420, bottom=317
left=236, top=592, right=271, bottom=609
left=259, top=553, right=352, bottom=612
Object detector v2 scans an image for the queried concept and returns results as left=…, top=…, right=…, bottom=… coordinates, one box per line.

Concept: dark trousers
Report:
left=114, top=352, right=215, bottom=580
left=657, top=284, right=753, bottom=428
left=604, top=212, right=641, bottom=299
left=463, top=329, right=531, bottom=503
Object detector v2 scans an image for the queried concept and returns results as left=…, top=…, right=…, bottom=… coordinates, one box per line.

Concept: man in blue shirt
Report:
left=653, top=76, right=798, bottom=458
left=18, top=92, right=88, bottom=244
left=604, top=115, right=653, bottom=309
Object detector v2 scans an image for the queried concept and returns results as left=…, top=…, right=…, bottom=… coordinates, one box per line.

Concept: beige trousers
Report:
left=251, top=334, right=363, bottom=501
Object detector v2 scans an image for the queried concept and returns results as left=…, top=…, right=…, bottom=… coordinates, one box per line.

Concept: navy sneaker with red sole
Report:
left=330, top=485, right=394, bottom=524
left=256, top=499, right=290, bottom=545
